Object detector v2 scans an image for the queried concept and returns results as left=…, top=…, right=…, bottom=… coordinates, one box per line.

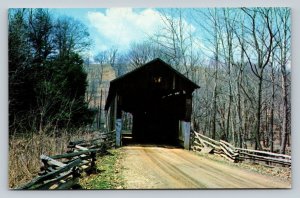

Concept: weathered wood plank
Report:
left=194, top=133, right=207, bottom=147
left=193, top=141, right=204, bottom=147
left=194, top=131, right=220, bottom=145
left=192, top=145, right=203, bottom=151
left=75, top=145, right=88, bottom=151
left=71, top=137, right=112, bottom=146
left=56, top=177, right=79, bottom=190
left=35, top=170, right=74, bottom=190
left=194, top=133, right=219, bottom=149
left=40, top=155, right=66, bottom=168
left=239, top=151, right=291, bottom=164
left=50, top=148, right=101, bottom=159
left=220, top=140, right=236, bottom=151
left=219, top=141, right=238, bottom=156
left=202, top=138, right=219, bottom=149
left=219, top=153, right=236, bottom=163
left=192, top=131, right=291, bottom=166
left=237, top=148, right=291, bottom=159
left=16, top=158, right=82, bottom=189
left=220, top=144, right=236, bottom=160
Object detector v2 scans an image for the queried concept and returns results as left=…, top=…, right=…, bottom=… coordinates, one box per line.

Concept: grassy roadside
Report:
left=79, top=148, right=125, bottom=189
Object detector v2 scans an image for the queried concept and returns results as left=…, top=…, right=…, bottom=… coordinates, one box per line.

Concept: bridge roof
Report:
left=105, top=58, right=200, bottom=111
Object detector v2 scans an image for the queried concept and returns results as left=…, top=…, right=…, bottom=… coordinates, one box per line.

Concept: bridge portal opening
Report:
left=105, top=58, right=199, bottom=148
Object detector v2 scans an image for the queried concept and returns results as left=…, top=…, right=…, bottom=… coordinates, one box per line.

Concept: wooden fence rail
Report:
left=16, top=130, right=116, bottom=190
left=191, top=131, right=291, bottom=166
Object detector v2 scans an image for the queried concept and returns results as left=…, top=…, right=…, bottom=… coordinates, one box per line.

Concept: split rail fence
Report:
left=16, top=130, right=116, bottom=190
left=192, top=131, right=291, bottom=166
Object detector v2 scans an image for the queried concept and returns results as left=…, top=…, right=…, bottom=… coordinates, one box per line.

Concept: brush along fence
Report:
left=16, top=130, right=115, bottom=190
left=192, top=131, right=291, bottom=166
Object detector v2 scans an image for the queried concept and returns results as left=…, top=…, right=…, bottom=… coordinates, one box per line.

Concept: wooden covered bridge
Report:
left=104, top=58, right=199, bottom=149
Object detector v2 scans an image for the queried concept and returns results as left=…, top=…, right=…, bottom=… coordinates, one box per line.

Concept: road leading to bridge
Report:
left=121, top=145, right=291, bottom=189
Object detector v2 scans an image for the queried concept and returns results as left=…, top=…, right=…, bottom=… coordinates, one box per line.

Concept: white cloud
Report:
left=87, top=8, right=163, bottom=52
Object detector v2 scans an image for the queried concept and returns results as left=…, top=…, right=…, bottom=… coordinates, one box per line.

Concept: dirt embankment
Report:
left=121, top=145, right=291, bottom=189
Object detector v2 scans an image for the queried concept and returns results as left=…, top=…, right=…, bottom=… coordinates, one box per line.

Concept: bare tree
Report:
left=234, top=8, right=276, bottom=150
left=54, top=16, right=91, bottom=57
left=273, top=8, right=291, bottom=154
left=126, top=41, right=160, bottom=69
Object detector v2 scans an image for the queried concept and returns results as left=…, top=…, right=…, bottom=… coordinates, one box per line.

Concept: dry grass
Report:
left=8, top=129, right=99, bottom=189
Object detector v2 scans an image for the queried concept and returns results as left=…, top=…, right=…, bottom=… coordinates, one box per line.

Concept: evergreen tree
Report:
left=9, top=8, right=94, bottom=133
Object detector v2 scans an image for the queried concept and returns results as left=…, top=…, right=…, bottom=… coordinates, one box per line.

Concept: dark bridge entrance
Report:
left=132, top=93, right=182, bottom=144
left=105, top=58, right=199, bottom=149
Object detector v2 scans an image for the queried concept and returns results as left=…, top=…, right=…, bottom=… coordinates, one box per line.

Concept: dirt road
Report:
left=121, top=145, right=291, bottom=189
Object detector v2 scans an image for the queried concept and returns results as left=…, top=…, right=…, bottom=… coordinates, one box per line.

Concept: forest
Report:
left=85, top=8, right=291, bottom=154
left=9, top=9, right=94, bottom=132
left=9, top=8, right=291, bottom=187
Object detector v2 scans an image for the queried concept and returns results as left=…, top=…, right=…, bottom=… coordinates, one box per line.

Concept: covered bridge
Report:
left=104, top=58, right=199, bottom=149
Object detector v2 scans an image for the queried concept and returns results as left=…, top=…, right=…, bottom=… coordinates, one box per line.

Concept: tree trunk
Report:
left=255, top=75, right=263, bottom=150
left=212, top=83, right=217, bottom=140
left=280, top=69, right=288, bottom=154
left=226, top=71, right=232, bottom=141
left=237, top=79, right=243, bottom=148
left=269, top=67, right=275, bottom=152
left=264, top=107, right=268, bottom=148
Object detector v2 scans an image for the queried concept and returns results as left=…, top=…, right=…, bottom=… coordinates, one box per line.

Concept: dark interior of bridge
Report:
left=130, top=93, right=184, bottom=144
left=105, top=58, right=199, bottom=145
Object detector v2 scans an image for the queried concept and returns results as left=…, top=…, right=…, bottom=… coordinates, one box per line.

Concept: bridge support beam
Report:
left=115, top=118, right=122, bottom=147
left=115, top=94, right=122, bottom=147
left=180, top=121, right=191, bottom=150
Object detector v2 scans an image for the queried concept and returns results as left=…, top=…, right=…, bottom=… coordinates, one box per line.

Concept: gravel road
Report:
left=121, top=145, right=291, bottom=189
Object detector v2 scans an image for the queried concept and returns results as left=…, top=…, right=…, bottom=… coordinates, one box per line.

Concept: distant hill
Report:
left=85, top=64, right=116, bottom=109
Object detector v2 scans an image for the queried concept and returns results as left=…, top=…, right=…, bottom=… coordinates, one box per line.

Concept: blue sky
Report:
left=50, top=8, right=198, bottom=56
left=50, top=8, right=286, bottom=65
left=50, top=8, right=169, bottom=55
